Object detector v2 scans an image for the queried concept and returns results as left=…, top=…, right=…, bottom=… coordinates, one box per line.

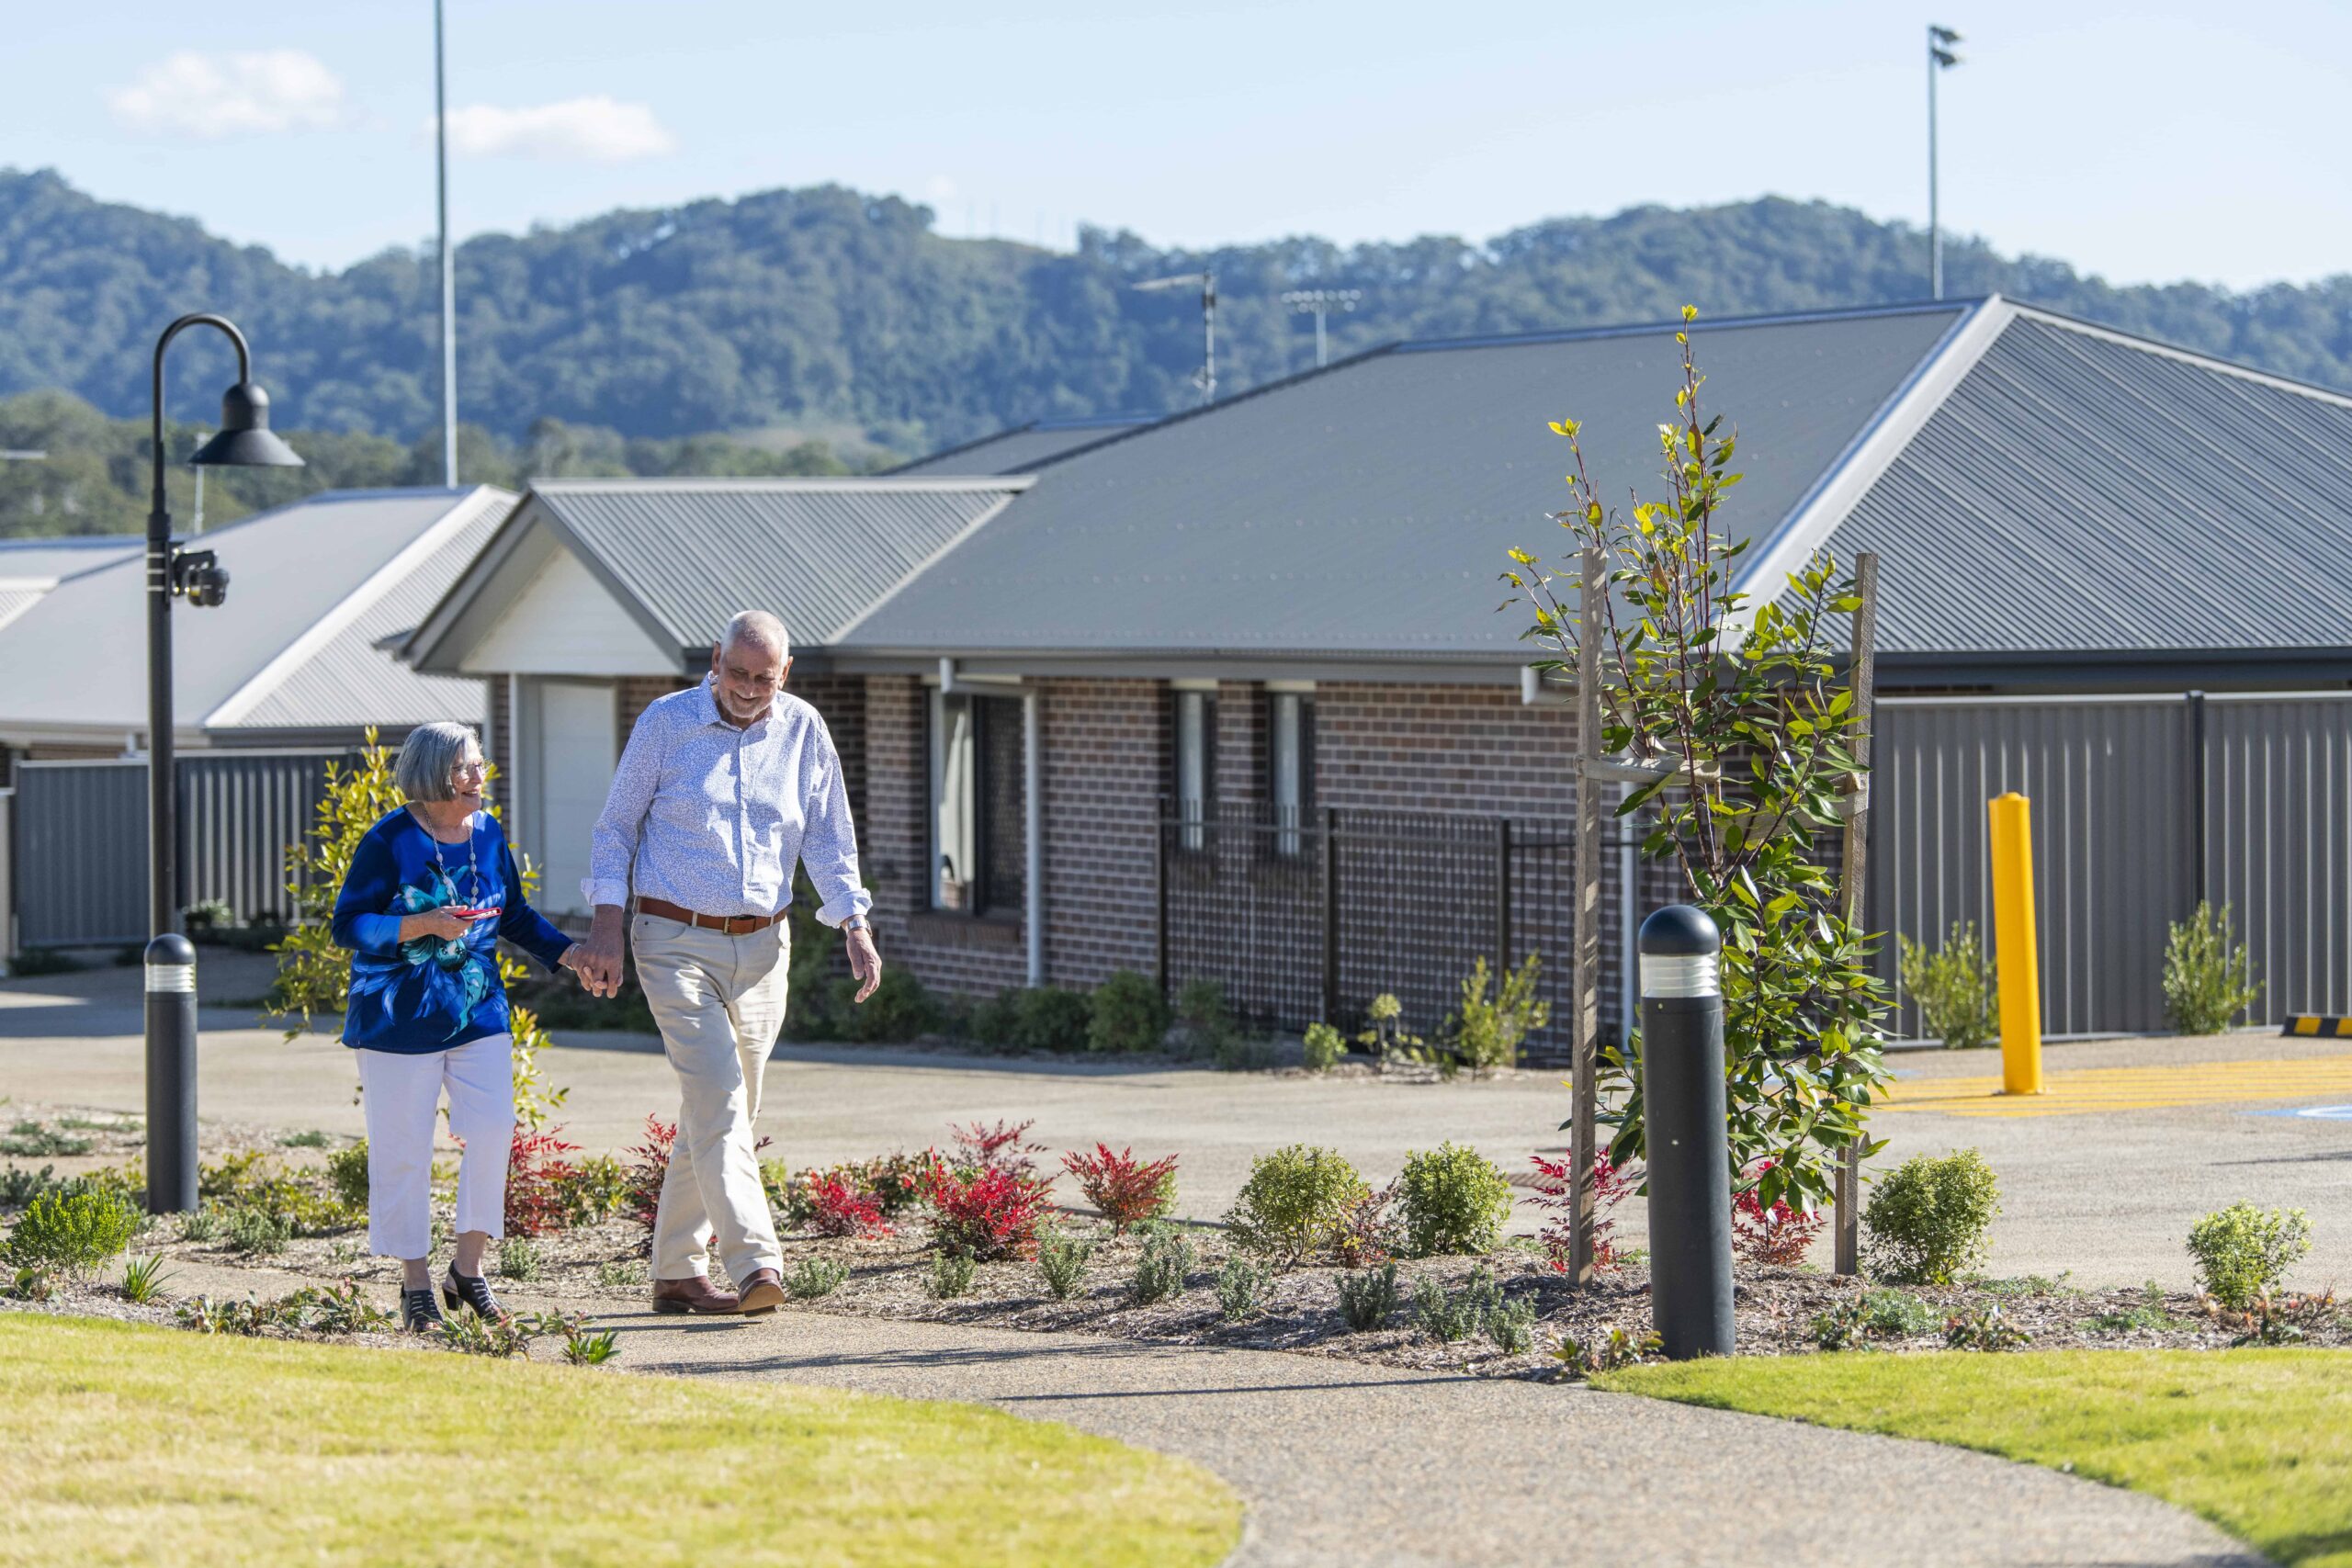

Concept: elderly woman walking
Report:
left=331, top=721, right=587, bottom=1331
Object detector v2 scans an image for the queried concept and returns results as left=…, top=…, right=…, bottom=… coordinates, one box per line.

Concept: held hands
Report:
left=571, top=907, right=628, bottom=998
left=846, top=924, right=883, bottom=1003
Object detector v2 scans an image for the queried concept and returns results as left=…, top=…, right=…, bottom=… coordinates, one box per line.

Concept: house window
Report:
left=1172, top=687, right=1216, bottom=852
left=1270, top=691, right=1314, bottom=855
left=929, top=690, right=1025, bottom=913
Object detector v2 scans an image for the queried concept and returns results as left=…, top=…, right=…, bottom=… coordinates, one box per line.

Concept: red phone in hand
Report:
left=445, top=905, right=496, bottom=920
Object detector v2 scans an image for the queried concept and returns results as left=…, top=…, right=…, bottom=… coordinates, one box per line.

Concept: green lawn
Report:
left=0, top=1314, right=1240, bottom=1568
left=1599, top=1349, right=2352, bottom=1566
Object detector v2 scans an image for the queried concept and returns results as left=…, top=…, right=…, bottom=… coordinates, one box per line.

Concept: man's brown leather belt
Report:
left=634, top=897, right=785, bottom=935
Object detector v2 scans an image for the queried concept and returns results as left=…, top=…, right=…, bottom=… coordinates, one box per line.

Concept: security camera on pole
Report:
left=142, top=313, right=303, bottom=1214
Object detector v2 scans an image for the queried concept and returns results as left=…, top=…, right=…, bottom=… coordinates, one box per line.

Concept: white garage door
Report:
left=534, top=681, right=616, bottom=917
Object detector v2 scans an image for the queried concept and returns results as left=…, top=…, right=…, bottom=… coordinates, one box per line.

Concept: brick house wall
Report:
left=856, top=670, right=1639, bottom=1056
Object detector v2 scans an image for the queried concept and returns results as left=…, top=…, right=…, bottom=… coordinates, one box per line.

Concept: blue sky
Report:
left=6, top=0, right=2346, bottom=289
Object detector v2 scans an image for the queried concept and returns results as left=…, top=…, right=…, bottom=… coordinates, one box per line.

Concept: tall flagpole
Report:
left=436, top=0, right=458, bottom=487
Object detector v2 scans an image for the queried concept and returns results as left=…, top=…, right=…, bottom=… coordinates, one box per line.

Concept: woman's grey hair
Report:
left=395, top=722, right=482, bottom=804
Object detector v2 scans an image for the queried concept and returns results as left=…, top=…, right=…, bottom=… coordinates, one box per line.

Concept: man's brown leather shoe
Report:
left=735, top=1268, right=786, bottom=1315
left=651, top=1274, right=740, bottom=1315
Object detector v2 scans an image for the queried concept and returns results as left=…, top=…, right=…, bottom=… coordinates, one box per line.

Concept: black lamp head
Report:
left=189, top=379, right=303, bottom=468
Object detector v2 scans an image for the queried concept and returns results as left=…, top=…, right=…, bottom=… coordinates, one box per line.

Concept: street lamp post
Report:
left=1928, top=24, right=1963, bottom=299
left=1133, top=271, right=1217, bottom=404
left=143, top=313, right=301, bottom=1213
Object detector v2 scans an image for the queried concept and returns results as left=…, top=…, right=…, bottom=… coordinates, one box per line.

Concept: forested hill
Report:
left=5, top=165, right=2349, bottom=453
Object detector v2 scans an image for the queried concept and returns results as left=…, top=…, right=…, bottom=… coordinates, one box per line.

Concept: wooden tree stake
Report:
left=1833, top=551, right=1880, bottom=1276
left=1569, top=547, right=1603, bottom=1284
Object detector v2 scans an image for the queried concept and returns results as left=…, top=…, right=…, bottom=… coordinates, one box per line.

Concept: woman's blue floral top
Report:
left=330, top=807, right=573, bottom=1055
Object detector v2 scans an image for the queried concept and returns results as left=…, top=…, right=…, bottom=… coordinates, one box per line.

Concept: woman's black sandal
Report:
left=442, top=1264, right=509, bottom=1323
left=401, top=1286, right=444, bottom=1333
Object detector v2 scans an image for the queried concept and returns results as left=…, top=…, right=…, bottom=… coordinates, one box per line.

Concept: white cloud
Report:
left=437, top=96, right=677, bottom=162
left=107, top=51, right=345, bottom=138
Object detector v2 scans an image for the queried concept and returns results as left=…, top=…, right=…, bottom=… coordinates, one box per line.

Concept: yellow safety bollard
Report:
left=1986, top=791, right=2044, bottom=1095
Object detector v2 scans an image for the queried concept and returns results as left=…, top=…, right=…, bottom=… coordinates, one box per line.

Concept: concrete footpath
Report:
left=155, top=1257, right=2258, bottom=1568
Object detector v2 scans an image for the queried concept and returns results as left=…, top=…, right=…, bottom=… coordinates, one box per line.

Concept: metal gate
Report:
left=12, top=751, right=348, bottom=948
left=1870, top=693, right=2352, bottom=1036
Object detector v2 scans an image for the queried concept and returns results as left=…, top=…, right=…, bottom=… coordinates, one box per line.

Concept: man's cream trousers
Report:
left=631, top=910, right=789, bottom=1283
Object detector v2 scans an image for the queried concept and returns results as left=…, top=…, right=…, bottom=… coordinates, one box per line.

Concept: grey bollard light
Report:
left=1639, top=904, right=1735, bottom=1359
left=143, top=932, right=199, bottom=1213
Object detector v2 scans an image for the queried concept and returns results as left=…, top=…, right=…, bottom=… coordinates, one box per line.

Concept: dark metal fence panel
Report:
left=14, top=751, right=345, bottom=948
left=2205, top=694, right=2352, bottom=1021
left=1158, top=804, right=1601, bottom=1062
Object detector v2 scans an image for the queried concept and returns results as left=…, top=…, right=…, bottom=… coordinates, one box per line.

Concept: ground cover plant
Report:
left=1597, top=1349, right=2352, bottom=1566
left=0, top=1314, right=1241, bottom=1567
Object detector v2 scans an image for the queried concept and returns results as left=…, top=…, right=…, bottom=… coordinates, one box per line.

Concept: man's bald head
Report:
left=722, top=609, right=789, bottom=660
left=709, top=610, right=793, bottom=727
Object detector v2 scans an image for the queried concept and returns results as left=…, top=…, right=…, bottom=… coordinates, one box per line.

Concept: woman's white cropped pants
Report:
left=355, top=1033, right=514, bottom=1260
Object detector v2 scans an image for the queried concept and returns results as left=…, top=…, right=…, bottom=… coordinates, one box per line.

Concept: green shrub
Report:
left=926, top=1248, right=977, bottom=1299
left=279, top=1129, right=330, bottom=1149
left=1411, top=1275, right=1479, bottom=1342
left=1944, top=1303, right=2032, bottom=1351
left=1038, top=1231, right=1094, bottom=1300
left=831, top=967, right=944, bottom=1043
left=1089, top=970, right=1170, bottom=1055
left=1336, top=1261, right=1399, bottom=1331
left=1, top=1163, right=57, bottom=1209
left=1226, top=1145, right=1371, bottom=1265
left=1354, top=992, right=1424, bottom=1065
left=786, top=1257, right=850, bottom=1299
left=7, top=947, right=84, bottom=977
left=2187, top=1202, right=2312, bottom=1310
left=1130, top=1223, right=1195, bottom=1304
left=968, top=989, right=1023, bottom=1047
left=1011, top=987, right=1092, bottom=1054
left=559, top=1153, right=629, bottom=1226
left=1302, top=1022, right=1346, bottom=1071
left=1487, top=1296, right=1538, bottom=1354
left=225, top=1208, right=293, bottom=1257
left=2164, top=901, right=2263, bottom=1035
left=1897, top=920, right=1998, bottom=1049
left=178, top=1206, right=223, bottom=1243
left=118, top=1253, right=175, bottom=1304
left=184, top=897, right=235, bottom=931
left=5, top=1188, right=141, bottom=1272
left=499, top=1238, right=544, bottom=1281
left=1172, top=979, right=1238, bottom=1059
left=1444, top=954, right=1549, bottom=1072
left=1396, top=1142, right=1514, bottom=1257
left=1863, top=1149, right=2001, bottom=1284
left=2, top=1121, right=91, bottom=1158
left=1214, top=1258, right=1272, bottom=1321
left=323, top=1142, right=372, bottom=1207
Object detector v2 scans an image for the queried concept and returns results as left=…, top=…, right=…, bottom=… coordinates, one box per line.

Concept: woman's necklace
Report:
left=412, top=807, right=481, bottom=906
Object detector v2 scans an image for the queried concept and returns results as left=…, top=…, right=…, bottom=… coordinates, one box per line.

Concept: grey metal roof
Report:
left=0, top=587, right=48, bottom=631
left=527, top=478, right=1031, bottom=658
left=839, top=304, right=1969, bottom=658
left=0, top=536, right=142, bottom=583
left=1820, top=307, right=2352, bottom=659
left=0, top=488, right=507, bottom=737
left=232, top=495, right=505, bottom=731
left=889, top=416, right=1156, bottom=477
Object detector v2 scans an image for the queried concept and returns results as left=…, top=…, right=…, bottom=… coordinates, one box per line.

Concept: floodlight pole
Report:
left=436, top=0, right=458, bottom=487
left=1281, top=288, right=1363, bottom=368
left=1928, top=24, right=1962, bottom=299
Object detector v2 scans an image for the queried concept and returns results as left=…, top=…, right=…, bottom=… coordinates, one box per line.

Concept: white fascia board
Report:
left=203, top=486, right=515, bottom=730
left=1728, top=296, right=2016, bottom=629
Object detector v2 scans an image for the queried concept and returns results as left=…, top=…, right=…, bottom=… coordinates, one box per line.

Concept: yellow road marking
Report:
left=1879, top=1055, right=2352, bottom=1118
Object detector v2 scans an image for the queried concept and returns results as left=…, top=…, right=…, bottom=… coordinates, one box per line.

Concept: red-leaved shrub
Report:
left=923, top=1164, right=1054, bottom=1260
left=505, top=1125, right=582, bottom=1237
left=950, top=1118, right=1046, bottom=1177
left=801, top=1170, right=894, bottom=1237
left=1332, top=1181, right=1403, bottom=1268
left=1732, top=1159, right=1826, bottom=1266
left=622, top=1115, right=675, bottom=1233
left=1059, top=1144, right=1178, bottom=1233
left=1529, top=1152, right=1637, bottom=1271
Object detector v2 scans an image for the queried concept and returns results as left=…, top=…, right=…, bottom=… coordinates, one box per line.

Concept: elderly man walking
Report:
left=575, top=610, right=879, bottom=1315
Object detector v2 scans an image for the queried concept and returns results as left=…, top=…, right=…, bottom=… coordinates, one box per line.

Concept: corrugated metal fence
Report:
left=1871, top=693, right=2352, bottom=1036
left=12, top=751, right=347, bottom=949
